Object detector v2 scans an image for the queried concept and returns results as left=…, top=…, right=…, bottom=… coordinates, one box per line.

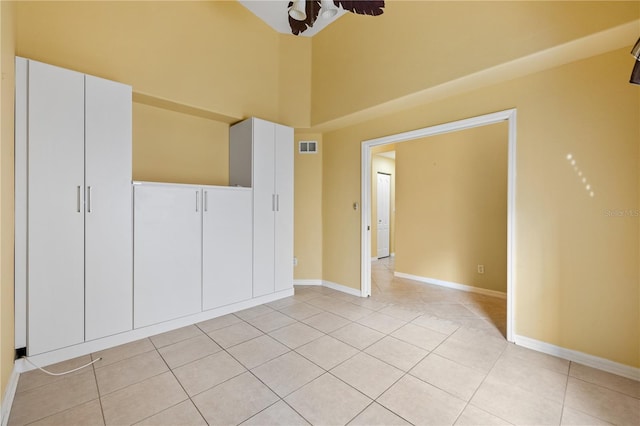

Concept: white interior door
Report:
left=377, top=172, right=391, bottom=258
left=28, top=60, right=85, bottom=355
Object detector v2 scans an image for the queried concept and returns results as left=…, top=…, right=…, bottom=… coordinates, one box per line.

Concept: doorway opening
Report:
left=360, top=109, right=517, bottom=342
left=376, top=172, right=392, bottom=259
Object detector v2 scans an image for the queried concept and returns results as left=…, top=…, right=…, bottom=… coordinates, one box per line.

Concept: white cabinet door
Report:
left=252, top=119, right=276, bottom=297
left=202, top=187, right=252, bottom=310
left=27, top=60, right=85, bottom=355
left=84, top=75, right=133, bottom=340
left=274, top=125, right=294, bottom=292
left=134, top=185, right=202, bottom=328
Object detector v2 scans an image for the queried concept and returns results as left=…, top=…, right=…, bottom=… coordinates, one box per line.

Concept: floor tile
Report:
left=285, top=373, right=372, bottom=426
left=560, top=406, right=612, bottom=425
left=266, top=296, right=299, bottom=310
left=16, top=355, right=94, bottom=394
left=91, top=338, right=155, bottom=368
left=411, top=314, right=459, bottom=335
left=470, top=375, right=563, bottom=425
left=246, top=310, right=297, bottom=333
left=276, top=302, right=323, bottom=320
left=434, top=328, right=506, bottom=372
left=454, top=404, right=511, bottom=425
left=95, top=350, right=168, bottom=396
left=364, top=336, right=428, bottom=371
left=423, top=303, right=480, bottom=319
left=235, top=304, right=276, bottom=320
left=347, top=402, right=411, bottom=426
left=27, top=399, right=104, bottom=426
left=327, top=302, right=375, bottom=321
left=303, top=311, right=352, bottom=333
left=149, top=325, right=203, bottom=349
left=564, top=377, right=640, bottom=425
left=296, top=335, right=359, bottom=370
left=569, top=362, right=640, bottom=398
left=501, top=343, right=569, bottom=375
left=227, top=334, right=290, bottom=369
left=378, top=305, right=423, bottom=322
left=487, top=353, right=568, bottom=403
left=357, top=312, right=407, bottom=334
left=330, top=322, right=385, bottom=350
left=242, top=400, right=310, bottom=425
left=331, top=352, right=404, bottom=399
left=193, top=372, right=279, bottom=425
left=172, top=350, right=246, bottom=396
left=207, top=321, right=263, bottom=348
left=410, top=353, right=486, bottom=401
left=135, top=400, right=207, bottom=425
left=100, top=372, right=187, bottom=426
left=196, top=314, right=242, bottom=333
left=9, top=369, right=98, bottom=425
left=157, top=334, right=221, bottom=369
left=378, top=375, right=466, bottom=425
left=269, top=322, right=324, bottom=349
left=391, top=323, right=449, bottom=351
left=252, top=351, right=324, bottom=397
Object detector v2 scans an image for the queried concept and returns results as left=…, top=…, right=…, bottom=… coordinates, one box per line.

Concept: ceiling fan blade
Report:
left=334, top=0, right=385, bottom=16
left=288, top=0, right=322, bottom=35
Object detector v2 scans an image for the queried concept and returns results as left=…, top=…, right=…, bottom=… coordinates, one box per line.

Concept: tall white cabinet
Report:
left=229, top=118, right=294, bottom=297
left=15, top=57, right=132, bottom=355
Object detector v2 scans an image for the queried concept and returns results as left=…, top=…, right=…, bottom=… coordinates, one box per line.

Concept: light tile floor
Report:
left=9, top=258, right=640, bottom=425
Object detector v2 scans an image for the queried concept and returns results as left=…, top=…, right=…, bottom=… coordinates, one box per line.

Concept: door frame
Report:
left=375, top=171, right=392, bottom=259
left=360, top=109, right=517, bottom=342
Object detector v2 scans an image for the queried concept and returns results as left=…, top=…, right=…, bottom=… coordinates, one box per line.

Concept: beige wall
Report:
left=311, top=1, right=639, bottom=126
left=371, top=152, right=396, bottom=258
left=321, top=47, right=639, bottom=367
left=13, top=1, right=311, bottom=128
left=394, top=124, right=508, bottom=293
left=132, top=103, right=229, bottom=186
left=0, top=0, right=14, bottom=400
left=294, top=134, right=323, bottom=279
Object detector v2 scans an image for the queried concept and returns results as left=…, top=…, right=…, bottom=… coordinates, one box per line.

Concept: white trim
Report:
left=1, top=367, right=19, bottom=426
left=514, top=334, right=640, bottom=381
left=14, top=289, right=293, bottom=372
left=390, top=252, right=395, bottom=257
left=361, top=108, right=516, bottom=342
left=294, top=279, right=365, bottom=297
left=293, top=279, right=323, bottom=286
left=394, top=272, right=507, bottom=299
left=322, top=280, right=363, bottom=297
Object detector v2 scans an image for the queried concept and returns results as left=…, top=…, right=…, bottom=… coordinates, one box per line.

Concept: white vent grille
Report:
left=299, top=140, right=318, bottom=154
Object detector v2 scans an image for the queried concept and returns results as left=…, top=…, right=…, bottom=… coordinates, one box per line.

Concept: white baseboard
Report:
left=1, top=366, right=19, bottom=426
left=394, top=271, right=507, bottom=299
left=322, top=280, right=363, bottom=297
left=293, top=279, right=323, bottom=286
left=293, top=279, right=364, bottom=297
left=514, top=334, right=640, bottom=381
left=15, top=288, right=294, bottom=373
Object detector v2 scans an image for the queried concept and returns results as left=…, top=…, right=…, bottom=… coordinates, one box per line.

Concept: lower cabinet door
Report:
left=202, top=187, right=253, bottom=310
left=134, top=184, right=202, bottom=328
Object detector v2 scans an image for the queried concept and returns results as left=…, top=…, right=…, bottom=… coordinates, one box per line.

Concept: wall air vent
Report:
left=299, top=140, right=318, bottom=154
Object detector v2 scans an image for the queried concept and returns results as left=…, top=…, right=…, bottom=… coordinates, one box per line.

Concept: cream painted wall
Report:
left=132, top=103, right=229, bottom=186
left=394, top=124, right=508, bottom=293
left=371, top=152, right=396, bottom=258
left=311, top=1, right=639, bottom=126
left=0, top=0, right=14, bottom=400
left=13, top=1, right=311, bottom=128
left=294, top=134, right=323, bottom=279
left=321, top=47, right=639, bottom=367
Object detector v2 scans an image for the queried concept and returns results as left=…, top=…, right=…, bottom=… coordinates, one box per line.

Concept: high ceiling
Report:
left=238, top=0, right=347, bottom=37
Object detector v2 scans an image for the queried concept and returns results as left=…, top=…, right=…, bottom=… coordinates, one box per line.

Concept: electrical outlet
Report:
left=293, top=257, right=298, bottom=267
left=477, top=264, right=485, bottom=274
